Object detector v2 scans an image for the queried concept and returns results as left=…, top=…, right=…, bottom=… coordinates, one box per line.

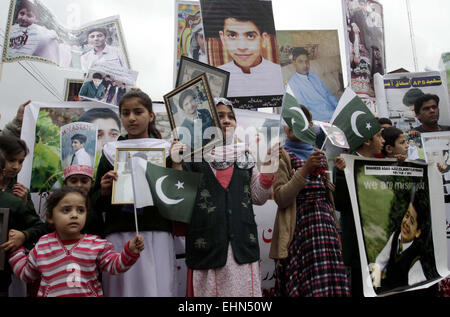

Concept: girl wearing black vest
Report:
left=172, top=97, right=277, bottom=297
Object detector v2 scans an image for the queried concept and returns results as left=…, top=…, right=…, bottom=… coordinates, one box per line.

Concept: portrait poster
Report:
left=421, top=131, right=450, bottom=203
left=0, top=208, right=10, bottom=271
left=276, top=30, right=344, bottom=122
left=18, top=101, right=120, bottom=216
left=174, top=0, right=204, bottom=84
left=79, top=62, right=138, bottom=107
left=343, top=155, right=448, bottom=297
left=199, top=0, right=284, bottom=109
left=60, top=122, right=97, bottom=173
left=374, top=71, right=450, bottom=133
left=164, top=74, right=222, bottom=159
left=3, top=0, right=130, bottom=72
left=342, top=0, right=386, bottom=114
left=319, top=122, right=350, bottom=149
left=64, top=79, right=84, bottom=102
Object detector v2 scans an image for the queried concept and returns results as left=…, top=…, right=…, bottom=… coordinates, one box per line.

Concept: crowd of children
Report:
left=0, top=90, right=448, bottom=298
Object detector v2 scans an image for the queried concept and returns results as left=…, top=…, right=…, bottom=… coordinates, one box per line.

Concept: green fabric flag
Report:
left=331, top=88, right=381, bottom=151
left=281, top=85, right=316, bottom=145
left=145, top=162, right=201, bottom=223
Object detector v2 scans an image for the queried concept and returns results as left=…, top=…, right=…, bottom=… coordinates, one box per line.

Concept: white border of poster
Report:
left=374, top=71, right=450, bottom=133
left=18, top=101, right=119, bottom=188
left=342, top=154, right=448, bottom=297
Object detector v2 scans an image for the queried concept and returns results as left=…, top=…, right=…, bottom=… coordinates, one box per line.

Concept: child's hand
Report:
left=437, top=163, right=446, bottom=173
left=0, top=230, right=26, bottom=253
left=334, top=156, right=346, bottom=171
left=12, top=183, right=28, bottom=204
left=170, top=140, right=187, bottom=169
left=129, top=235, right=145, bottom=254
left=100, top=171, right=118, bottom=196
left=16, top=100, right=31, bottom=123
left=300, top=151, right=324, bottom=178
left=394, top=154, right=408, bottom=164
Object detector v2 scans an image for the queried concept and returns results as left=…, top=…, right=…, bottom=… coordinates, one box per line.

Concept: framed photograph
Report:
left=164, top=74, right=223, bottom=159
left=64, top=79, right=84, bottom=101
left=0, top=208, right=10, bottom=271
left=176, top=55, right=230, bottom=99
left=112, top=147, right=166, bottom=205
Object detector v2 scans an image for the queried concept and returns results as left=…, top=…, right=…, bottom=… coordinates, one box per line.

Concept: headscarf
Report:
left=204, top=98, right=255, bottom=170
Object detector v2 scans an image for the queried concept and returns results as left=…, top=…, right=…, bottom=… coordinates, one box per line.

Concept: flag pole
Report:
left=128, top=152, right=140, bottom=236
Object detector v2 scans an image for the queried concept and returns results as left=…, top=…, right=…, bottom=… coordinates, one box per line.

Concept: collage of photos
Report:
left=3, top=0, right=130, bottom=71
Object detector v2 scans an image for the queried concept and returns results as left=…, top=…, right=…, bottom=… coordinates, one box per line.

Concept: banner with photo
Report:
left=174, top=0, right=204, bottom=85
left=79, top=62, right=138, bottom=106
left=276, top=30, right=344, bottom=122
left=342, top=155, right=448, bottom=296
left=18, top=101, right=121, bottom=217
left=199, top=0, right=284, bottom=109
left=439, top=52, right=450, bottom=99
left=3, top=0, right=130, bottom=71
left=374, top=71, right=450, bottom=133
left=342, top=0, right=386, bottom=115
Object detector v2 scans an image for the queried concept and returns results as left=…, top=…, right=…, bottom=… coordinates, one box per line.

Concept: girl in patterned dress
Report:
left=270, top=106, right=350, bottom=297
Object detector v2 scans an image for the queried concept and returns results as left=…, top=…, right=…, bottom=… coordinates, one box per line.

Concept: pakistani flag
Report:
left=282, top=84, right=316, bottom=145
left=145, top=162, right=201, bottom=224
left=331, top=88, right=381, bottom=151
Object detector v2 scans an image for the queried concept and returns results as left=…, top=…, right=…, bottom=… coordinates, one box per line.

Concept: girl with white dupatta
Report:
left=92, top=90, right=176, bottom=297
left=171, top=98, right=279, bottom=297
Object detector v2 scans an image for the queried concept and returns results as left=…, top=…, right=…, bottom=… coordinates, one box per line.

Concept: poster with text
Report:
left=343, top=155, right=448, bottom=296
left=200, top=0, right=284, bottom=109
left=374, top=71, right=450, bottom=133
left=18, top=101, right=120, bottom=217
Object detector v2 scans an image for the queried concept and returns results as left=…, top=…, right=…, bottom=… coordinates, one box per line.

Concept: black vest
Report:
left=184, top=162, right=260, bottom=269
left=382, top=231, right=421, bottom=289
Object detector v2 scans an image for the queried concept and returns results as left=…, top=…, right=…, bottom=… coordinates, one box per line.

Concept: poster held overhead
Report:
left=200, top=0, right=284, bottom=109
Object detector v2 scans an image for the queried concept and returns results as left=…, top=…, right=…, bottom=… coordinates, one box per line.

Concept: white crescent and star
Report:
left=289, top=107, right=309, bottom=132
left=155, top=176, right=184, bottom=205
left=350, top=111, right=366, bottom=138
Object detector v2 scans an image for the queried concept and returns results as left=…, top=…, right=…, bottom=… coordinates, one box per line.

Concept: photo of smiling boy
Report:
left=200, top=0, right=284, bottom=99
left=7, top=0, right=60, bottom=62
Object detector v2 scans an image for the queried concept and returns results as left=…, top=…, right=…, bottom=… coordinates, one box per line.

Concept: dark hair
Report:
left=178, top=89, right=197, bottom=110
left=202, top=0, right=275, bottom=37
left=119, top=90, right=162, bottom=139
left=92, top=73, right=103, bottom=80
left=77, top=108, right=121, bottom=130
left=16, top=0, right=38, bottom=20
left=402, top=88, right=424, bottom=107
left=0, top=150, right=5, bottom=170
left=381, top=127, right=403, bottom=156
left=292, top=47, right=309, bottom=61
left=45, top=187, right=87, bottom=220
left=378, top=117, right=392, bottom=126
left=300, top=105, right=313, bottom=123
left=87, top=27, right=108, bottom=38
left=71, top=134, right=87, bottom=144
left=414, top=94, right=440, bottom=115
left=0, top=136, right=29, bottom=158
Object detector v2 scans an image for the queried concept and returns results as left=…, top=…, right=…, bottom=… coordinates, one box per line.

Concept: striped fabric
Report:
left=274, top=149, right=350, bottom=297
left=9, top=232, right=139, bottom=297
